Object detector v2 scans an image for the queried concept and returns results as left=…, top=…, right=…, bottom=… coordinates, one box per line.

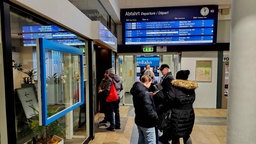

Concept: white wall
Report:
left=181, top=51, right=218, bottom=108
left=122, top=56, right=135, bottom=92
left=217, top=20, right=231, bottom=42
left=99, top=0, right=120, bottom=22
left=11, top=0, right=93, bottom=39
left=118, top=0, right=231, bottom=9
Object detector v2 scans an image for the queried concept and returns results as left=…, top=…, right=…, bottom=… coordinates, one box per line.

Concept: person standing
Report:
left=156, top=64, right=174, bottom=143
left=98, top=70, right=111, bottom=124
left=158, top=64, right=174, bottom=91
left=156, top=64, right=174, bottom=118
left=130, top=75, right=159, bottom=144
left=140, top=64, right=155, bottom=81
left=105, top=68, right=124, bottom=131
left=162, top=70, right=197, bottom=144
left=143, top=69, right=158, bottom=144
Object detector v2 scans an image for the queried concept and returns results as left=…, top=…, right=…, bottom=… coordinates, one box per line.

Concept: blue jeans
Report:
left=137, top=125, right=156, bottom=144
left=107, top=99, right=120, bottom=129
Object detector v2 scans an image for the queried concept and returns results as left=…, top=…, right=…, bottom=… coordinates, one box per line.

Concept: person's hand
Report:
left=153, top=90, right=160, bottom=95
left=98, top=89, right=103, bottom=93
left=150, top=91, right=159, bottom=96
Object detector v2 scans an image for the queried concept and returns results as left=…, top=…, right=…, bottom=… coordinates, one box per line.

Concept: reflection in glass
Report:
left=45, top=49, right=81, bottom=118
left=10, top=7, right=87, bottom=142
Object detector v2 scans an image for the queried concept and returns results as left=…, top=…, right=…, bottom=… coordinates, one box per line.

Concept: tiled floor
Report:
left=89, top=106, right=227, bottom=144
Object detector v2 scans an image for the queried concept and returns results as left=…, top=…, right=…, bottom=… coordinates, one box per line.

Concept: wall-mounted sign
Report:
left=136, top=55, right=160, bottom=76
left=121, top=5, right=218, bottom=45
left=156, top=46, right=167, bottom=52
left=16, top=87, right=39, bottom=119
left=223, top=56, right=229, bottom=62
left=195, top=60, right=212, bottom=82
left=143, top=46, right=154, bottom=52
left=22, top=25, right=85, bottom=46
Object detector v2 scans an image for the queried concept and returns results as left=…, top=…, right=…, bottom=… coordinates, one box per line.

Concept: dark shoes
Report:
left=106, top=127, right=115, bottom=131
left=106, top=125, right=121, bottom=131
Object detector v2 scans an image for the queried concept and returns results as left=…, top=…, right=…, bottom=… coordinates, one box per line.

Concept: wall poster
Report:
left=196, top=60, right=212, bottom=82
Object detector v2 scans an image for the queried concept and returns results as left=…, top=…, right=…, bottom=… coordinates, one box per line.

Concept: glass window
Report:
left=38, top=39, right=84, bottom=125
left=10, top=7, right=89, bottom=143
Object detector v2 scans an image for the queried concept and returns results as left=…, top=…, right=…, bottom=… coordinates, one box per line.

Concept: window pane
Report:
left=10, top=7, right=89, bottom=143
left=45, top=49, right=81, bottom=118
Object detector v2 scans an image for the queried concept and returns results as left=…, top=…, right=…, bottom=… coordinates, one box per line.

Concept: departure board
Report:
left=22, top=25, right=85, bottom=46
left=121, top=5, right=218, bottom=45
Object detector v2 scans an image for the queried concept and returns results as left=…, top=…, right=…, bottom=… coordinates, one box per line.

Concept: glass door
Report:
left=119, top=53, right=181, bottom=105
left=119, top=55, right=135, bottom=105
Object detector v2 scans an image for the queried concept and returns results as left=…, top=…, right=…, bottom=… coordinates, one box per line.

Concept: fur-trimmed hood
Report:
left=171, top=79, right=198, bottom=90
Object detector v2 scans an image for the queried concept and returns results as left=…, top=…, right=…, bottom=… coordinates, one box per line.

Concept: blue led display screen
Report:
left=125, top=20, right=214, bottom=29
left=125, top=28, right=214, bottom=37
left=22, top=25, right=66, bottom=33
left=22, top=25, right=85, bottom=46
left=121, top=5, right=218, bottom=45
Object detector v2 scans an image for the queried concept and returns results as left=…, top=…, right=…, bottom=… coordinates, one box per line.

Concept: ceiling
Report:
left=118, top=0, right=231, bottom=9
left=69, top=0, right=231, bottom=23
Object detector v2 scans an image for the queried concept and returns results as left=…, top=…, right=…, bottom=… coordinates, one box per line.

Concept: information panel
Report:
left=121, top=5, right=218, bottom=45
left=22, top=25, right=85, bottom=46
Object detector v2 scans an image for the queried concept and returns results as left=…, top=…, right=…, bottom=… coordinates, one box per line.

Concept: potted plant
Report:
left=28, top=107, right=64, bottom=144
left=12, top=60, right=37, bottom=84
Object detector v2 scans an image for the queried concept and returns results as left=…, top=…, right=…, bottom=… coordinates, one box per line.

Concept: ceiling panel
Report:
left=118, top=0, right=231, bottom=9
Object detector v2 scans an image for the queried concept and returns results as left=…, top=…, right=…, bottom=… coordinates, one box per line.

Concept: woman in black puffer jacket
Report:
left=130, top=75, right=158, bottom=144
left=160, top=70, right=197, bottom=144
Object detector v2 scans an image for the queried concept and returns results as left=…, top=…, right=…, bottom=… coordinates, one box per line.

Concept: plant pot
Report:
left=47, top=135, right=64, bottom=144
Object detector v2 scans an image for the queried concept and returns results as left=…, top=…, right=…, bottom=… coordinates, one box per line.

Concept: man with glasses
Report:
left=158, top=64, right=174, bottom=89
left=157, top=64, right=174, bottom=144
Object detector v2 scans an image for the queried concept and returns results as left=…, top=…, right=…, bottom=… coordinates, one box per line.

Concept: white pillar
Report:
left=227, top=0, right=256, bottom=143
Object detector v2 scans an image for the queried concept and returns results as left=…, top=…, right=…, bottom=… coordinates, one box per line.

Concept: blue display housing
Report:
left=38, top=38, right=84, bottom=125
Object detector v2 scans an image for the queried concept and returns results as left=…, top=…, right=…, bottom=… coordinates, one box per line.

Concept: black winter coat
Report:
left=160, top=72, right=174, bottom=94
left=130, top=82, right=158, bottom=128
left=166, top=79, right=197, bottom=138
left=154, top=72, right=174, bottom=115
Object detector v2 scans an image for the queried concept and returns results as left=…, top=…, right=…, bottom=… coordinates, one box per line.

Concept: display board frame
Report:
left=121, top=5, right=218, bottom=46
left=37, top=38, right=84, bottom=125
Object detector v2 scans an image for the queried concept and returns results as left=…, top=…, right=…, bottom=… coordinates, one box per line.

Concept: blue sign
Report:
left=22, top=25, right=85, bottom=46
left=121, top=5, right=218, bottom=45
left=136, top=56, right=160, bottom=76
left=136, top=56, right=159, bottom=66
